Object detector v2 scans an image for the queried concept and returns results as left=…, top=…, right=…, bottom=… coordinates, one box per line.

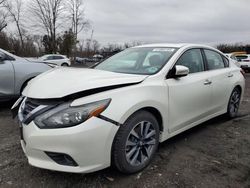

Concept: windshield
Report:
left=0, top=48, right=21, bottom=60
left=95, top=47, right=178, bottom=75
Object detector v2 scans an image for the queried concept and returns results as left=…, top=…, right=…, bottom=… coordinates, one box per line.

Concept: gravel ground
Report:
left=0, top=74, right=250, bottom=188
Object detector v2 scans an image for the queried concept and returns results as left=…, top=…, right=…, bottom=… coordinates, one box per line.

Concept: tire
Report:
left=226, top=87, right=241, bottom=118
left=112, top=110, right=159, bottom=174
left=61, top=63, right=69, bottom=66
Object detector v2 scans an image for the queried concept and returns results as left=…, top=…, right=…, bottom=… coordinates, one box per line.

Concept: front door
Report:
left=166, top=49, right=212, bottom=133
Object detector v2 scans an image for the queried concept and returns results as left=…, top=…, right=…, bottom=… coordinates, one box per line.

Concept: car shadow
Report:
left=0, top=100, right=16, bottom=112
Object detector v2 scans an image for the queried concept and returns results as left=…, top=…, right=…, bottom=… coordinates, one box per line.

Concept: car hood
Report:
left=22, top=68, right=148, bottom=99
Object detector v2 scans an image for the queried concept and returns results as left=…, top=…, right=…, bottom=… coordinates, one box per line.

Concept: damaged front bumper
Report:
left=20, top=117, right=119, bottom=173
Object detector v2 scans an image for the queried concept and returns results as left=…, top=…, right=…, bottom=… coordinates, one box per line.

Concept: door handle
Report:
left=228, top=73, right=233, bottom=78
left=204, top=79, right=212, bottom=85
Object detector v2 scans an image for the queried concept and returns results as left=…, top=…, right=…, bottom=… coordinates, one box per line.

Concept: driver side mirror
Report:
left=167, top=65, right=189, bottom=79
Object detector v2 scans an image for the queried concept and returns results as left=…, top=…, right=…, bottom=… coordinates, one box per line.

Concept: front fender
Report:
left=71, top=82, right=169, bottom=129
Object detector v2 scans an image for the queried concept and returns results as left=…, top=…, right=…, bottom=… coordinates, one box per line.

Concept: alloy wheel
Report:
left=125, top=121, right=157, bottom=166
left=229, top=90, right=240, bottom=116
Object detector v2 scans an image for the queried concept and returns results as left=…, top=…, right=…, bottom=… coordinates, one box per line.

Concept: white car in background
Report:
left=39, top=54, right=71, bottom=66
left=224, top=53, right=241, bottom=67
left=12, top=43, right=245, bottom=174
left=235, top=54, right=250, bottom=72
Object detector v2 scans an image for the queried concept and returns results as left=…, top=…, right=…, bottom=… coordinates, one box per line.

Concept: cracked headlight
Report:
left=34, top=99, right=111, bottom=129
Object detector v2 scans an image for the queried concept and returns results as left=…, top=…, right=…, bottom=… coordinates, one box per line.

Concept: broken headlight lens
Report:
left=34, top=99, right=111, bottom=129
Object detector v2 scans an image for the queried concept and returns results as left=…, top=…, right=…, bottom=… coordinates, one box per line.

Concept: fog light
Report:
left=45, top=151, right=78, bottom=167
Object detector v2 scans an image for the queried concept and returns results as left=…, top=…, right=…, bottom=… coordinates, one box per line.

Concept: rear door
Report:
left=166, top=49, right=212, bottom=133
left=203, top=49, right=232, bottom=113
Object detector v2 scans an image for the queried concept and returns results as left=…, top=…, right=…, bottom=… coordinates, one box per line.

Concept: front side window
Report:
left=176, top=49, right=204, bottom=74
left=95, top=47, right=177, bottom=75
left=204, top=49, right=225, bottom=70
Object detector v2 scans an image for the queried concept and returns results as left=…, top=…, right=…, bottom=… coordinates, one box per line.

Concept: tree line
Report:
left=0, top=0, right=142, bottom=59
left=216, top=43, right=250, bottom=54
left=0, top=0, right=93, bottom=58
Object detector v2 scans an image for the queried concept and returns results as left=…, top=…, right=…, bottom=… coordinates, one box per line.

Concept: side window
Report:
left=53, top=56, right=64, bottom=60
left=204, top=50, right=225, bottom=70
left=46, top=56, right=54, bottom=60
left=0, top=51, right=6, bottom=61
left=176, top=49, right=204, bottom=74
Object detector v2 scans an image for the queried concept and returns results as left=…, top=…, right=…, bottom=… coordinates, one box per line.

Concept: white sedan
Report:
left=12, top=43, right=245, bottom=174
left=39, top=54, right=71, bottom=66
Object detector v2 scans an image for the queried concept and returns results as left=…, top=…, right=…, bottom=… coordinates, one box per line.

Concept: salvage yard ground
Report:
left=0, top=74, right=250, bottom=188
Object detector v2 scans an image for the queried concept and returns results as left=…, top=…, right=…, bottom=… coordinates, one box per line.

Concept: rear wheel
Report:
left=227, top=87, right=241, bottom=118
left=112, top=111, right=159, bottom=174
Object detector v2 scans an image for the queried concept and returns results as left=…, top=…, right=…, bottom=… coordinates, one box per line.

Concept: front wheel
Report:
left=112, top=111, right=159, bottom=174
left=226, top=87, right=241, bottom=118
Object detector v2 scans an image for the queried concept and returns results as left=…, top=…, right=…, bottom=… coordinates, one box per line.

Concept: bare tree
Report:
left=67, top=0, right=89, bottom=40
left=0, top=0, right=7, bottom=32
left=0, top=14, right=7, bottom=32
left=92, top=39, right=100, bottom=54
left=67, top=0, right=89, bottom=61
left=29, top=0, right=64, bottom=53
left=4, top=0, right=25, bottom=47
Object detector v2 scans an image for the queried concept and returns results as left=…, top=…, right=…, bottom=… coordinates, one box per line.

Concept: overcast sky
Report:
left=83, top=0, right=250, bottom=46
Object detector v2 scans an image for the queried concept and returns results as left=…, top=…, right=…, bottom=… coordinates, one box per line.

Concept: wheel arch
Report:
left=121, top=106, right=164, bottom=132
left=137, top=107, right=163, bottom=132
left=234, top=85, right=242, bottom=94
left=20, top=77, right=34, bottom=95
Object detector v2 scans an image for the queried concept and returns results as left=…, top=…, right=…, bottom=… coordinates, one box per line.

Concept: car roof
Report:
left=44, top=54, right=65, bottom=56
left=133, top=43, right=215, bottom=49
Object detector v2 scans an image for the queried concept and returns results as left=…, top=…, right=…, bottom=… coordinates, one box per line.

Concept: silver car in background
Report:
left=0, top=48, right=51, bottom=101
